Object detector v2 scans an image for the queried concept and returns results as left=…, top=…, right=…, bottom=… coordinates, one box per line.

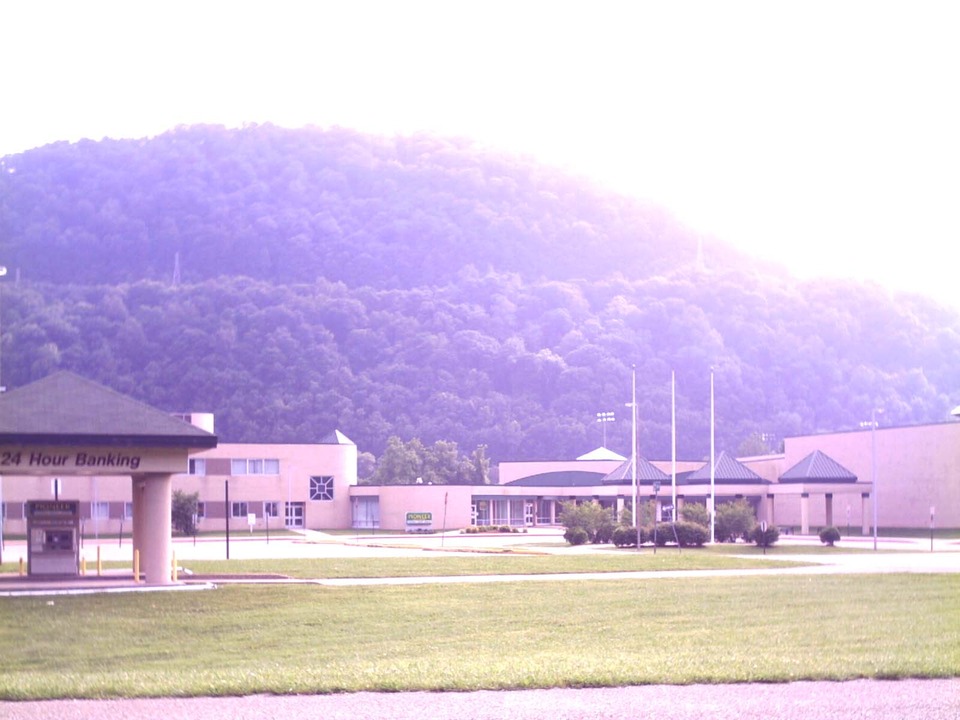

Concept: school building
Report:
left=1, top=372, right=958, bottom=579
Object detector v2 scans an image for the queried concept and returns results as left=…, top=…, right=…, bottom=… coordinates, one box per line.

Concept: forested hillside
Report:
left=1, top=125, right=958, bottom=472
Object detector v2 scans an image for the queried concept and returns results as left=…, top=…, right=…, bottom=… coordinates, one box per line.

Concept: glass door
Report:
left=285, top=502, right=305, bottom=528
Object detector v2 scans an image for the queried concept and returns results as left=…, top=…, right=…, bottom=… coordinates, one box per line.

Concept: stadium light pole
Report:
left=596, top=411, right=615, bottom=448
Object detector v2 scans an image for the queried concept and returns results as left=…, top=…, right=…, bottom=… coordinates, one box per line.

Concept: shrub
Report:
left=171, top=490, right=199, bottom=535
left=819, top=526, right=841, bottom=546
left=612, top=525, right=635, bottom=547
left=564, top=527, right=589, bottom=546
left=680, top=502, right=709, bottom=527
left=612, top=525, right=648, bottom=547
left=498, top=525, right=511, bottom=533
left=751, top=524, right=780, bottom=548
left=559, top=500, right=615, bottom=543
left=673, top=521, right=709, bottom=547
left=594, top=522, right=614, bottom=544
left=714, top=499, right=757, bottom=543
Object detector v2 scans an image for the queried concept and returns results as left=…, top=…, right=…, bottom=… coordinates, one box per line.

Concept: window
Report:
left=309, top=475, right=334, bottom=501
left=231, top=502, right=249, bottom=518
left=264, top=501, right=279, bottom=518
left=124, top=502, right=133, bottom=520
left=231, top=458, right=280, bottom=475
left=196, top=502, right=206, bottom=519
left=188, top=458, right=206, bottom=475
left=90, top=501, right=109, bottom=520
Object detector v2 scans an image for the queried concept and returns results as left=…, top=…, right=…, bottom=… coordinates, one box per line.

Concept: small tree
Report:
left=559, top=500, right=614, bottom=543
left=751, top=524, right=780, bottom=548
left=171, top=490, right=199, bottom=535
left=819, top=526, right=841, bottom=546
left=564, top=527, right=589, bottom=546
left=681, top=502, right=710, bottom=527
left=714, top=499, right=757, bottom=542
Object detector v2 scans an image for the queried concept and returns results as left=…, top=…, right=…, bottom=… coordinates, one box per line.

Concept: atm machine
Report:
left=26, top=500, right=80, bottom=576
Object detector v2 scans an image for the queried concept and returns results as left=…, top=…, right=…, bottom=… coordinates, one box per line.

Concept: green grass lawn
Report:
left=1, top=573, right=957, bottom=699
left=177, top=551, right=806, bottom=578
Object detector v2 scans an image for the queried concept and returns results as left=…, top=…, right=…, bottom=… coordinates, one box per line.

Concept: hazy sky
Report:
left=3, top=2, right=958, bottom=308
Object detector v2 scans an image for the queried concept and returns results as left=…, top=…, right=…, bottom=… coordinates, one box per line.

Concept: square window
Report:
left=91, top=501, right=110, bottom=520
left=248, top=459, right=263, bottom=475
left=231, top=501, right=249, bottom=518
left=264, top=458, right=280, bottom=474
left=124, top=502, right=133, bottom=520
left=264, top=501, right=279, bottom=518
left=231, top=459, right=248, bottom=475
left=309, top=476, right=334, bottom=501
left=189, top=458, right=206, bottom=475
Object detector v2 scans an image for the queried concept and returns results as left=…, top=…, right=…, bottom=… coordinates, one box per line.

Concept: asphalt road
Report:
left=3, top=679, right=959, bottom=720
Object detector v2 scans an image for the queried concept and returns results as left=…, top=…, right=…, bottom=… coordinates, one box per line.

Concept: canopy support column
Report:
left=133, top=473, right=174, bottom=585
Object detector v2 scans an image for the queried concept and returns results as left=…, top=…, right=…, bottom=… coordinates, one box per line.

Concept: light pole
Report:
left=860, top=409, right=882, bottom=550
left=709, top=367, right=715, bottom=544
left=596, top=411, right=615, bottom=448
left=625, top=366, right=638, bottom=542
left=0, top=266, right=6, bottom=563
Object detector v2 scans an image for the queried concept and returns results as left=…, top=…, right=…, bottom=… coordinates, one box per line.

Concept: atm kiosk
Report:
left=26, top=500, right=80, bottom=576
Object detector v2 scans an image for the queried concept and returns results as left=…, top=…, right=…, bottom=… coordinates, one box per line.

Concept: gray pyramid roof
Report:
left=601, top=457, right=670, bottom=485
left=687, top=451, right=768, bottom=484
left=780, top=450, right=857, bottom=483
left=0, top=371, right=217, bottom=448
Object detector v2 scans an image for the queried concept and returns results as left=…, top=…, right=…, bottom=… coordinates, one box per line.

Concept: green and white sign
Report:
left=406, top=512, right=432, bottom=526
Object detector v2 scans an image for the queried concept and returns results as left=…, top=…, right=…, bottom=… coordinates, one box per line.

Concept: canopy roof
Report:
left=601, top=457, right=670, bottom=485
left=0, top=371, right=217, bottom=449
left=686, top=451, right=768, bottom=484
left=779, top=450, right=857, bottom=483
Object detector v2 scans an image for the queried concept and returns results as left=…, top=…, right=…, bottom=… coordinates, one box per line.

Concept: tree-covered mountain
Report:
left=1, top=124, right=958, bottom=471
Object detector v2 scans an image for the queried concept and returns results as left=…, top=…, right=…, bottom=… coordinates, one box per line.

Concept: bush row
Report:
left=461, top=525, right=527, bottom=534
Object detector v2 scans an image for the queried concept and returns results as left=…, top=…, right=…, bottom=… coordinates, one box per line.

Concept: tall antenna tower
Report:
left=172, top=252, right=181, bottom=287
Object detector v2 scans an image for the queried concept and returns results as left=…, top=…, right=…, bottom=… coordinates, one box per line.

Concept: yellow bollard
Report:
left=171, top=551, right=177, bottom=582
left=80, top=556, right=86, bottom=576
left=19, top=557, right=25, bottom=576
left=134, top=549, right=140, bottom=584
left=97, top=546, right=102, bottom=577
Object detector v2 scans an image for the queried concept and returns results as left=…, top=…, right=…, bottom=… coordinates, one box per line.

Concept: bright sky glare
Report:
left=3, top=1, right=959, bottom=308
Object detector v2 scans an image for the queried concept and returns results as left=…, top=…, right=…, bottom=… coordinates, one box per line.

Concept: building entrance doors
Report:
left=285, top=501, right=305, bottom=528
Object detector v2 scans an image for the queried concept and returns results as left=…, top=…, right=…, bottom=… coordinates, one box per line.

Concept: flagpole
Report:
left=710, top=367, right=715, bottom=544
left=671, top=370, right=677, bottom=520
left=631, top=364, right=638, bottom=536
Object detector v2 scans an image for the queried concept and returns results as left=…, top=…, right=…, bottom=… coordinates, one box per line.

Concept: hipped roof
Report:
left=779, top=450, right=857, bottom=483
left=601, top=457, right=670, bottom=485
left=687, top=451, right=768, bottom=484
left=0, top=371, right=217, bottom=448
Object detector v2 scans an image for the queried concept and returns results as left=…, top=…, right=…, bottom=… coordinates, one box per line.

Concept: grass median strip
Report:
left=1, top=573, right=957, bottom=699
left=177, top=552, right=807, bottom=579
